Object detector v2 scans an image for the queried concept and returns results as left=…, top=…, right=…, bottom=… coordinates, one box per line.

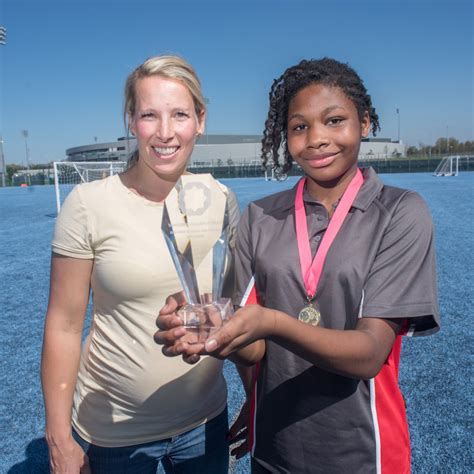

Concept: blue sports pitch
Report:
left=1, top=172, right=472, bottom=473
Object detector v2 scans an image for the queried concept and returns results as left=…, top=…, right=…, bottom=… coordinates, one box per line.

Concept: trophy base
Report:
left=177, top=298, right=233, bottom=345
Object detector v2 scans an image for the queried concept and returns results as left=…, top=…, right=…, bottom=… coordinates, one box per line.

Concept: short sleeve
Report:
left=52, top=185, right=94, bottom=259
left=362, top=192, right=440, bottom=336
left=221, top=188, right=241, bottom=299
left=226, top=188, right=240, bottom=248
left=232, top=206, right=256, bottom=306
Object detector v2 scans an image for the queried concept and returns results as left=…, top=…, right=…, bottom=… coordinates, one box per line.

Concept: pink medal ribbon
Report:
left=294, top=168, right=364, bottom=325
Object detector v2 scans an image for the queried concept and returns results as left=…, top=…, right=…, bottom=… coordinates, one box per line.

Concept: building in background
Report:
left=65, top=135, right=406, bottom=164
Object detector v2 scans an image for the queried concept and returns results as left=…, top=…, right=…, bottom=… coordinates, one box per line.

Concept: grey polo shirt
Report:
left=233, top=168, right=439, bottom=474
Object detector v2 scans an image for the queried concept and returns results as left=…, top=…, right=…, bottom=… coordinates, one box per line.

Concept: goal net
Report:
left=53, top=161, right=127, bottom=214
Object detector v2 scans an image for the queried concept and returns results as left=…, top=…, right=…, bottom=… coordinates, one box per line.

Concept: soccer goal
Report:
left=53, top=161, right=127, bottom=214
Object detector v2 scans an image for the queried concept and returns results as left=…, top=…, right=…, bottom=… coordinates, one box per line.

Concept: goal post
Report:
left=53, top=161, right=127, bottom=214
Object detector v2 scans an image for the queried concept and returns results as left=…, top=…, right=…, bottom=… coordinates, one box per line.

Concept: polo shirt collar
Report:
left=279, top=167, right=384, bottom=212
left=353, top=167, right=384, bottom=211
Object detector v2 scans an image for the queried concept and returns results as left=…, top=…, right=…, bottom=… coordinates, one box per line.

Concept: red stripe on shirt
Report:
left=374, top=335, right=411, bottom=473
left=239, top=279, right=260, bottom=453
left=240, top=276, right=257, bottom=307
left=249, top=361, right=260, bottom=455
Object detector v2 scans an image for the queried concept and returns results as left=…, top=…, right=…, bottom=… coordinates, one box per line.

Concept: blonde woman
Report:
left=41, top=55, right=241, bottom=473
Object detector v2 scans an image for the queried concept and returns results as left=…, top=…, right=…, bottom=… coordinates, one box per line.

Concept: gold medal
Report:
left=298, top=303, right=321, bottom=326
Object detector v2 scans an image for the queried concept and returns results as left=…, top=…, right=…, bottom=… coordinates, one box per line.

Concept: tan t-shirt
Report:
left=52, top=174, right=239, bottom=447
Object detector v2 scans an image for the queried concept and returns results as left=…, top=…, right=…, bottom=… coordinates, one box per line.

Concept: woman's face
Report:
left=129, top=75, right=205, bottom=181
left=287, top=83, right=370, bottom=184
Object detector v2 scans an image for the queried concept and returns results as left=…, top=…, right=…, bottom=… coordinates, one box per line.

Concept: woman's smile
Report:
left=151, top=145, right=180, bottom=159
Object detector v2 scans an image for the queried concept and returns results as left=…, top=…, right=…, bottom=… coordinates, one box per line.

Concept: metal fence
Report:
left=5, top=156, right=474, bottom=187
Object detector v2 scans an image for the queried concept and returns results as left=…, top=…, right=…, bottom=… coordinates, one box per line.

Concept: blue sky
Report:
left=1, top=0, right=472, bottom=165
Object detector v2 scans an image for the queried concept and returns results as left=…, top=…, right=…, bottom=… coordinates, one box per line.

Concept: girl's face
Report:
left=287, top=84, right=370, bottom=184
left=129, top=75, right=205, bottom=181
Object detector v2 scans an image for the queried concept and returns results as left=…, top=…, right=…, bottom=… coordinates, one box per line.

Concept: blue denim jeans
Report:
left=73, top=407, right=229, bottom=474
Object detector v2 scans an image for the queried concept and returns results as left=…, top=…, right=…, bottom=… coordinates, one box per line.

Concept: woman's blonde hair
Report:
left=124, top=55, right=206, bottom=165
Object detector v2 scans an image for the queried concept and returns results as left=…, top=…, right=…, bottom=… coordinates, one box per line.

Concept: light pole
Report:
left=204, top=97, right=210, bottom=147
left=22, top=130, right=31, bottom=185
left=396, top=108, right=400, bottom=142
left=0, top=137, right=6, bottom=187
left=0, top=27, right=6, bottom=186
left=201, top=97, right=210, bottom=168
left=446, top=125, right=449, bottom=155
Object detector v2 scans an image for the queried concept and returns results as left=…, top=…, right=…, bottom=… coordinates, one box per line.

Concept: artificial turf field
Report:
left=1, top=172, right=472, bottom=473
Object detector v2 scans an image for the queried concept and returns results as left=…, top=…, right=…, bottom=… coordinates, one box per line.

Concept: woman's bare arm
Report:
left=41, top=254, right=93, bottom=473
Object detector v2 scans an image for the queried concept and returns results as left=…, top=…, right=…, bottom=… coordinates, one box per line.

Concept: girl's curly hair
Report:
left=261, top=58, right=380, bottom=173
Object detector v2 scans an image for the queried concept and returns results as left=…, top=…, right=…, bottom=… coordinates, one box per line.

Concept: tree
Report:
left=435, top=138, right=448, bottom=154
left=6, top=164, right=24, bottom=183
left=405, top=137, right=472, bottom=157
left=463, top=141, right=474, bottom=153
left=448, top=138, right=460, bottom=153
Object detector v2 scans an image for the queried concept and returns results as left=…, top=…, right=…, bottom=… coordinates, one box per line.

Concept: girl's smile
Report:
left=303, top=151, right=339, bottom=168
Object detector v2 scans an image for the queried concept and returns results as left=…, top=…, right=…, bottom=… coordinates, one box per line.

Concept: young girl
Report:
left=156, top=58, right=440, bottom=473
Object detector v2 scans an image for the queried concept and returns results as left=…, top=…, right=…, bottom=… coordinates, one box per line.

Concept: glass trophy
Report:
left=162, top=175, right=233, bottom=344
